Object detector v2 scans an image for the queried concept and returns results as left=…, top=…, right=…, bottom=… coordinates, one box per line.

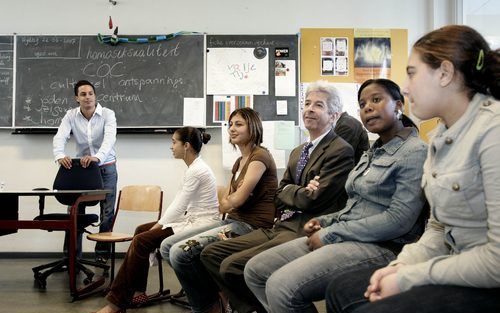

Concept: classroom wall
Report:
left=0, top=0, right=455, bottom=253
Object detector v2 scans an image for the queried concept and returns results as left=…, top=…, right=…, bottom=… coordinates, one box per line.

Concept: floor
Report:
left=0, top=257, right=326, bottom=313
left=0, top=257, right=190, bottom=313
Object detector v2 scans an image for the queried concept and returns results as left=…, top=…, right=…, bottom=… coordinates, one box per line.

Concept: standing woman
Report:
left=160, top=107, right=278, bottom=313
left=326, top=25, right=500, bottom=313
left=93, top=126, right=219, bottom=313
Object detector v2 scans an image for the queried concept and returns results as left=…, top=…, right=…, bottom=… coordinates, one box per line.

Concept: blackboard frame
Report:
left=0, top=35, right=14, bottom=128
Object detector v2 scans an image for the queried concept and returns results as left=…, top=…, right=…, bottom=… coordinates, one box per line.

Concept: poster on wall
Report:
left=207, top=47, right=269, bottom=95
left=320, top=37, right=349, bottom=76
left=213, top=95, right=253, bottom=123
left=353, top=29, right=392, bottom=83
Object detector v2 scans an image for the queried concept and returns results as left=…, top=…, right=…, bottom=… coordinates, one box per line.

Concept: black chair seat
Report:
left=34, top=213, right=98, bottom=228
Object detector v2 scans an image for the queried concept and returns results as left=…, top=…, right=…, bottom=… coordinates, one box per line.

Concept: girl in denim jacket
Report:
left=326, top=25, right=500, bottom=313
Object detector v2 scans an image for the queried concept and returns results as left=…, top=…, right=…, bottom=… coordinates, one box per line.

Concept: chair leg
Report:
left=71, top=276, right=107, bottom=302
left=32, top=255, right=110, bottom=296
left=132, top=251, right=190, bottom=309
left=138, top=251, right=171, bottom=307
left=32, top=258, right=67, bottom=289
left=169, top=289, right=191, bottom=309
left=75, top=262, right=94, bottom=285
left=157, top=250, right=166, bottom=294
left=80, top=258, right=110, bottom=273
left=71, top=258, right=110, bottom=301
left=32, top=258, right=66, bottom=274
left=110, top=243, right=116, bottom=284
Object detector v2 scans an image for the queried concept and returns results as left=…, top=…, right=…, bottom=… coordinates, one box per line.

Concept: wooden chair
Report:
left=137, top=185, right=227, bottom=309
left=86, top=185, right=163, bottom=290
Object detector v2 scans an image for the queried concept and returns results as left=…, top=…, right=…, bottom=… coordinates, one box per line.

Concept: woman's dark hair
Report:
left=74, top=80, right=96, bottom=96
left=228, top=107, right=263, bottom=147
left=174, top=126, right=211, bottom=154
left=358, top=78, right=418, bottom=129
left=413, top=25, right=500, bottom=99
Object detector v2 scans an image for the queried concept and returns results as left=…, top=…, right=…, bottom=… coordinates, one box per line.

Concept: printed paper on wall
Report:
left=320, top=37, right=349, bottom=76
left=207, top=47, right=269, bottom=95
left=213, top=95, right=253, bottom=123
left=275, top=60, right=296, bottom=96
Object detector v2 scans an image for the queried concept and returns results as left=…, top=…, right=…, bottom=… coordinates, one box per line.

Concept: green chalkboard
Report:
left=15, top=35, right=204, bottom=128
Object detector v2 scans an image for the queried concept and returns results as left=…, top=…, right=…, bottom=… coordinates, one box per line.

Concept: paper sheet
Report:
left=274, top=60, right=296, bottom=96
left=276, top=100, right=288, bottom=115
left=274, top=121, right=296, bottom=150
left=183, top=97, right=206, bottom=127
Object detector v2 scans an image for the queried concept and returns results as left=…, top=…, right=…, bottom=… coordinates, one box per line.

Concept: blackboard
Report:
left=0, top=36, right=14, bottom=127
left=14, top=35, right=204, bottom=128
left=206, top=35, right=299, bottom=126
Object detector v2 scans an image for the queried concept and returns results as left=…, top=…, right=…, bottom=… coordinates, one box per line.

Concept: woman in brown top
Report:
left=159, top=107, right=278, bottom=313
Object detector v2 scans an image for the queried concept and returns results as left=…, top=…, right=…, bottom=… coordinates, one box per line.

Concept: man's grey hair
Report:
left=305, top=80, right=343, bottom=114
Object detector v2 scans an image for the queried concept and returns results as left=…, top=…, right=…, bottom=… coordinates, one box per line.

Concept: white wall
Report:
left=0, top=0, right=454, bottom=253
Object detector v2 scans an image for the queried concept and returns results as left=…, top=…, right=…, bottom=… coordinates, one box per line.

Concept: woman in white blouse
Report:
left=93, top=126, right=219, bottom=313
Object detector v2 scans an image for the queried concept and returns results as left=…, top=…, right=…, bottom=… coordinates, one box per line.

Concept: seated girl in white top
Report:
left=93, top=126, right=219, bottom=313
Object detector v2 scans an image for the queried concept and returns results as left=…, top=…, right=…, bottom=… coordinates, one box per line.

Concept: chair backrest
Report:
left=111, top=185, right=163, bottom=230
left=52, top=159, right=103, bottom=206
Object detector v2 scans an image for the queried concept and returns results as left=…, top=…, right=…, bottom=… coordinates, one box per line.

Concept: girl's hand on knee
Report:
left=369, top=273, right=400, bottom=302
left=364, top=264, right=403, bottom=300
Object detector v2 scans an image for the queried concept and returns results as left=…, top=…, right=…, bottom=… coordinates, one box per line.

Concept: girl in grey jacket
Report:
left=326, top=25, right=500, bottom=313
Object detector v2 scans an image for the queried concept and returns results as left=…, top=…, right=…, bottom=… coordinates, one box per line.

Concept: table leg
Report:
left=0, top=194, right=19, bottom=236
left=68, top=203, right=77, bottom=296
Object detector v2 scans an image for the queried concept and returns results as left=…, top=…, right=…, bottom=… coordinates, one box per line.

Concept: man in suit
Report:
left=200, top=81, right=356, bottom=313
left=336, top=111, right=369, bottom=164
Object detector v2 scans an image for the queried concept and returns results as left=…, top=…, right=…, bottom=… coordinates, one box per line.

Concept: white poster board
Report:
left=207, top=47, right=269, bottom=95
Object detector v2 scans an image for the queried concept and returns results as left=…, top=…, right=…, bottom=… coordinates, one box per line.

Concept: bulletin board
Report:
left=205, top=34, right=300, bottom=126
left=300, top=28, right=408, bottom=86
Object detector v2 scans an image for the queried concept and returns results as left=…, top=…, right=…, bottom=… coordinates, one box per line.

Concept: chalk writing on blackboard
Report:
left=15, top=35, right=204, bottom=128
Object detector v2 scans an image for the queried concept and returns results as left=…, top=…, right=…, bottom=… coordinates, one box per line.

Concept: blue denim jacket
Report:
left=316, top=127, right=427, bottom=245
